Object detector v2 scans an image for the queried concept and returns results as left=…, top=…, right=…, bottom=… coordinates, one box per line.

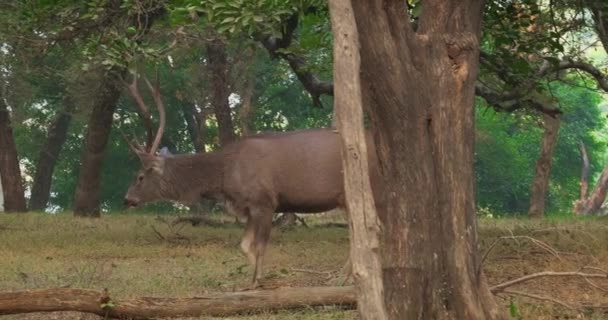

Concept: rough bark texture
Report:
left=574, top=157, right=608, bottom=215
left=351, top=1, right=504, bottom=319
left=528, top=114, right=561, bottom=218
left=579, top=141, right=590, bottom=200
left=585, top=1, right=608, bottom=54
left=329, top=1, right=388, bottom=318
left=29, top=100, right=74, bottom=211
left=206, top=37, right=236, bottom=146
left=73, top=75, right=122, bottom=217
left=0, top=287, right=355, bottom=319
left=0, top=178, right=3, bottom=211
left=238, top=76, right=255, bottom=137
left=0, top=91, right=26, bottom=212
left=182, top=103, right=205, bottom=152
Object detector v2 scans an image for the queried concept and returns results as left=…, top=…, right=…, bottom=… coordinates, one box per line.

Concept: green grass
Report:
left=1, top=212, right=608, bottom=319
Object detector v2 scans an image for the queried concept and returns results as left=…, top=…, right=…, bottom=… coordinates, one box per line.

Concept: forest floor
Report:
left=1, top=212, right=608, bottom=319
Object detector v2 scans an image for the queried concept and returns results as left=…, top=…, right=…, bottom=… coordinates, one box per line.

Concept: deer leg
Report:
left=240, top=214, right=257, bottom=273
left=250, top=209, right=274, bottom=287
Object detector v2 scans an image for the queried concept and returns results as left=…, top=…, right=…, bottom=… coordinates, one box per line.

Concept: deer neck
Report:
left=162, top=151, right=228, bottom=203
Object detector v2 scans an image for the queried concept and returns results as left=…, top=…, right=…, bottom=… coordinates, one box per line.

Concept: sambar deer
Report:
left=122, top=75, right=382, bottom=287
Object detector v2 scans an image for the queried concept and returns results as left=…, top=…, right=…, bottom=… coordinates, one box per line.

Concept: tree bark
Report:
left=206, top=37, right=236, bottom=146
left=579, top=141, right=590, bottom=200
left=528, top=114, right=561, bottom=218
left=182, top=103, right=205, bottom=152
left=329, top=1, right=388, bottom=318
left=0, top=287, right=355, bottom=319
left=29, top=98, right=74, bottom=211
left=574, top=141, right=608, bottom=215
left=238, top=76, right=255, bottom=137
left=0, top=91, right=27, bottom=213
left=574, top=167, right=608, bottom=215
left=584, top=0, right=608, bottom=55
left=351, top=1, right=504, bottom=319
left=72, top=75, right=122, bottom=217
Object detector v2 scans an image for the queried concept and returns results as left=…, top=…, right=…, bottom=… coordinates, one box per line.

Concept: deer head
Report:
left=123, top=73, right=168, bottom=208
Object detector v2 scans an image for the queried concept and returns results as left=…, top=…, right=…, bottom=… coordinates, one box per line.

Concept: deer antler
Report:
left=124, top=71, right=166, bottom=155
left=121, top=132, right=146, bottom=154
left=126, top=75, right=154, bottom=151
left=143, top=71, right=165, bottom=155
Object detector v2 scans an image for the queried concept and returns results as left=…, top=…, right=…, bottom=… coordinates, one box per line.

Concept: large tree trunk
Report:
left=351, top=1, right=504, bottom=319
left=72, top=75, right=122, bottom=217
left=29, top=99, right=74, bottom=211
left=0, top=91, right=27, bottom=213
left=206, top=37, right=236, bottom=146
left=329, top=1, right=387, bottom=318
left=528, top=114, right=561, bottom=218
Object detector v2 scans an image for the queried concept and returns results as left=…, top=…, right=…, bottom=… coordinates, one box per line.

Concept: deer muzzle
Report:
left=123, top=198, right=139, bottom=208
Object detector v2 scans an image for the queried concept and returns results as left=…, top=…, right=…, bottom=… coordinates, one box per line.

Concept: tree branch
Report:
left=258, top=14, right=333, bottom=107
left=477, top=50, right=608, bottom=116
left=491, top=271, right=607, bottom=293
left=551, top=59, right=608, bottom=92
left=475, top=85, right=562, bottom=116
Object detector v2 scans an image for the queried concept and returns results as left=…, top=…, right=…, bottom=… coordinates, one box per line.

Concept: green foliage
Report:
left=2, top=0, right=607, bottom=216
left=170, top=0, right=324, bottom=37
left=509, top=299, right=522, bottom=319
left=475, top=81, right=606, bottom=214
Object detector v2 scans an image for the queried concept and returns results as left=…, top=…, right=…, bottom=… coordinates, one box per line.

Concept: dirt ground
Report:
left=1, top=212, right=608, bottom=319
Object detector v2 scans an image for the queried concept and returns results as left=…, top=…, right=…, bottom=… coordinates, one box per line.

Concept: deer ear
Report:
left=159, top=147, right=173, bottom=157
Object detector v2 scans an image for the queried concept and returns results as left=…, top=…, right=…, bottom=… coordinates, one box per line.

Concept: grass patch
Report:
left=1, top=212, right=608, bottom=319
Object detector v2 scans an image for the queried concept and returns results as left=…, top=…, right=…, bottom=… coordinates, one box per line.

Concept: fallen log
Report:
left=0, top=286, right=356, bottom=319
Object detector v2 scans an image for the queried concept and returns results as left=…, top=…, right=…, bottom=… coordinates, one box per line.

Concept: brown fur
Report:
left=124, top=128, right=381, bottom=286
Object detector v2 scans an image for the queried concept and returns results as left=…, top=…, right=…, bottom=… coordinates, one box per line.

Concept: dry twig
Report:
left=491, top=271, right=607, bottom=293
left=478, top=235, right=561, bottom=275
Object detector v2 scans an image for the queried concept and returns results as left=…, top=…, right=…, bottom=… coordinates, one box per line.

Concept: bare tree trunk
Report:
left=351, top=1, right=504, bottom=319
left=584, top=0, right=608, bottom=54
left=0, top=91, right=26, bottom=213
left=73, top=76, right=122, bottom=217
left=29, top=98, right=74, bottom=211
left=206, top=37, right=236, bottom=146
left=579, top=141, right=590, bottom=200
left=330, top=1, right=388, bottom=318
left=182, top=103, right=205, bottom=152
left=574, top=168, right=608, bottom=215
left=574, top=141, right=608, bottom=215
left=0, top=287, right=355, bottom=319
left=528, top=114, right=561, bottom=218
left=239, top=76, right=255, bottom=137
left=0, top=178, right=3, bottom=211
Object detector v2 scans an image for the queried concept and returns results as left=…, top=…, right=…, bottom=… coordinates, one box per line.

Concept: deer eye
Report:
left=138, top=175, right=144, bottom=182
